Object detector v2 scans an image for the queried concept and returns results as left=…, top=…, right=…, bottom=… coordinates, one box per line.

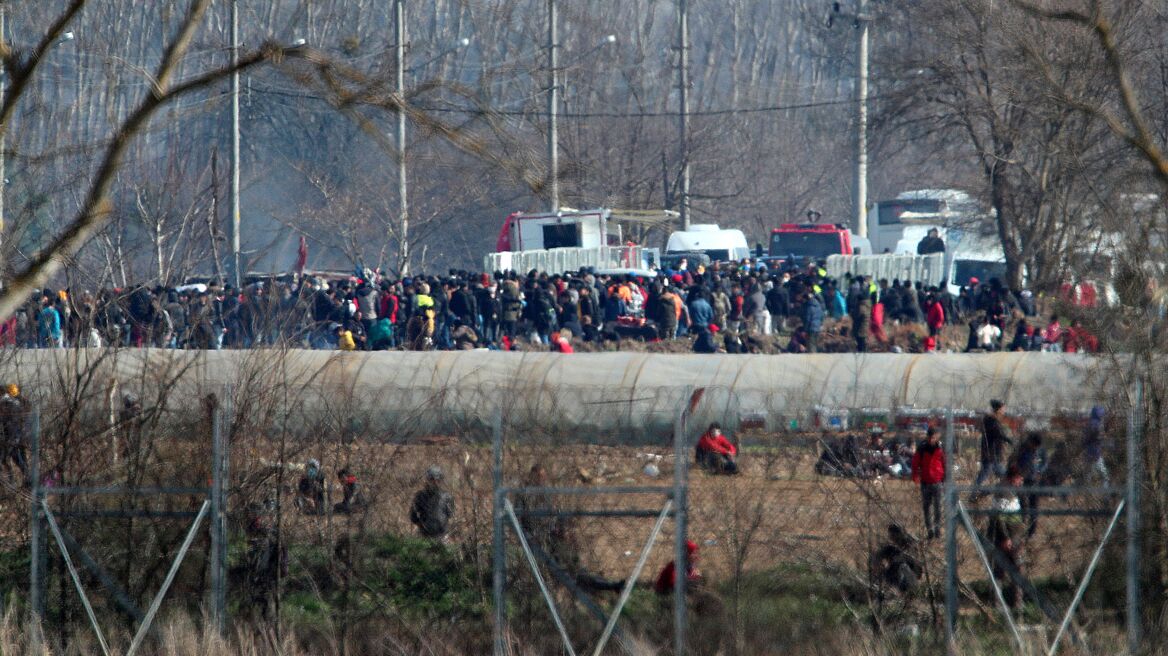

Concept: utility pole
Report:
left=395, top=0, right=410, bottom=275
left=853, top=0, right=869, bottom=239
left=677, top=0, right=691, bottom=231
left=0, top=1, right=6, bottom=286
left=546, top=0, right=559, bottom=212
left=230, top=0, right=241, bottom=288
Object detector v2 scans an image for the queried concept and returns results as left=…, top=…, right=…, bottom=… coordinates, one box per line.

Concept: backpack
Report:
left=655, top=293, right=676, bottom=322
left=501, top=288, right=522, bottom=322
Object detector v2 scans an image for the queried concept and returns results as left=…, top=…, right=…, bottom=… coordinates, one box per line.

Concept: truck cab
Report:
left=768, top=223, right=859, bottom=265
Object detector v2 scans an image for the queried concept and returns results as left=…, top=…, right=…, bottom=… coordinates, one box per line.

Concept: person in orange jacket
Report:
left=695, top=423, right=738, bottom=475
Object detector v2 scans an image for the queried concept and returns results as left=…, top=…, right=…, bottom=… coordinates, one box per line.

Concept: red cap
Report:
left=686, top=540, right=698, bottom=554
left=969, top=277, right=979, bottom=285
left=708, top=323, right=720, bottom=333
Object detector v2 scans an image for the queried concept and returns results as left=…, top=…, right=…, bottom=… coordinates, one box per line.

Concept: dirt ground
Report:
left=268, top=437, right=1106, bottom=592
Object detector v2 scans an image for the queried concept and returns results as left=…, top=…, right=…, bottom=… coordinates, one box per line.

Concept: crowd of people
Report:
left=2, top=258, right=1099, bottom=354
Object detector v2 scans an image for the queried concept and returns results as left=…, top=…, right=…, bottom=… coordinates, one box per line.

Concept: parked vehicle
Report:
left=486, top=208, right=673, bottom=274
left=767, top=222, right=871, bottom=267
left=665, top=224, right=750, bottom=263
left=867, top=189, right=981, bottom=255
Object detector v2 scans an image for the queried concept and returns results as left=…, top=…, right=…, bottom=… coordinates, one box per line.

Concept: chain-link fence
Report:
left=0, top=351, right=1145, bottom=655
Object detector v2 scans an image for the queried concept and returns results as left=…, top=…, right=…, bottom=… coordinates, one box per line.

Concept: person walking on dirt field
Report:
left=245, top=501, right=286, bottom=620
left=409, top=466, right=454, bottom=541
left=1082, top=405, right=1110, bottom=486
left=972, top=399, right=1013, bottom=500
left=911, top=427, right=946, bottom=539
left=1009, top=431, right=1047, bottom=538
left=986, top=467, right=1026, bottom=608
left=0, top=384, right=30, bottom=479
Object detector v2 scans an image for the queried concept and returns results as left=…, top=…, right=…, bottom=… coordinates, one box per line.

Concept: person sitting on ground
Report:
left=551, top=328, right=574, bottom=353
left=333, top=467, right=365, bottom=514
left=695, top=423, right=738, bottom=474
left=723, top=327, right=746, bottom=354
left=297, top=459, right=326, bottom=514
left=409, top=466, right=455, bottom=541
left=334, top=323, right=357, bottom=351
left=815, top=434, right=862, bottom=477
left=655, top=540, right=702, bottom=595
left=976, top=314, right=1002, bottom=350
left=862, top=431, right=894, bottom=477
left=870, top=523, right=922, bottom=596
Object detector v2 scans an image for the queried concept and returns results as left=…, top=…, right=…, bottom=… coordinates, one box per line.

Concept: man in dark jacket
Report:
left=911, top=427, right=946, bottom=539
left=409, top=466, right=455, bottom=540
left=850, top=292, right=872, bottom=352
left=800, top=292, right=825, bottom=353
left=1009, top=431, right=1046, bottom=537
left=917, top=228, right=946, bottom=255
left=973, top=399, right=1013, bottom=500
left=450, top=281, right=477, bottom=328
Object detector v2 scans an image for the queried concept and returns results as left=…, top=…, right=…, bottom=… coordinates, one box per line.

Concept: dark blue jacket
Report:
left=801, top=296, right=825, bottom=334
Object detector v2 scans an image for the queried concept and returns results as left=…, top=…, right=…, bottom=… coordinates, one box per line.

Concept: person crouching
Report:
left=695, top=423, right=739, bottom=475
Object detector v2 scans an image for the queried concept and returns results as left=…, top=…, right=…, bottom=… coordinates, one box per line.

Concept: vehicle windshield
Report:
left=769, top=233, right=840, bottom=258
left=702, top=249, right=731, bottom=262
left=954, top=260, right=1008, bottom=286
left=877, top=199, right=947, bottom=225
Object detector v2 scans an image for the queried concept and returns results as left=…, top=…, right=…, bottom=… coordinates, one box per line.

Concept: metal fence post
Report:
left=28, top=408, right=44, bottom=636
left=210, top=391, right=229, bottom=635
left=1126, top=381, right=1142, bottom=654
left=492, top=410, right=506, bottom=656
left=674, top=389, right=695, bottom=656
left=944, top=408, right=957, bottom=653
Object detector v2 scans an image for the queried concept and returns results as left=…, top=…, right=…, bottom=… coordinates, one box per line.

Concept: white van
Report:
left=665, top=224, right=751, bottom=263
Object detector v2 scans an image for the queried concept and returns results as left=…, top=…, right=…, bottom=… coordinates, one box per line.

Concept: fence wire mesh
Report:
left=0, top=361, right=1143, bottom=655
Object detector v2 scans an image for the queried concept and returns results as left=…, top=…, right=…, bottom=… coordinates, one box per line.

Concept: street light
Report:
left=394, top=0, right=470, bottom=274
left=546, top=0, right=617, bottom=212
left=409, top=37, right=471, bottom=73
left=828, top=0, right=873, bottom=240
left=678, top=0, right=690, bottom=231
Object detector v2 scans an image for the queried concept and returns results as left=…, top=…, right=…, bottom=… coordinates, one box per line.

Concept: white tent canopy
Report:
left=2, top=350, right=1112, bottom=439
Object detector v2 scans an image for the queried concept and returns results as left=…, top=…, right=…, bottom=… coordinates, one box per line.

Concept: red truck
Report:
left=767, top=223, right=867, bottom=266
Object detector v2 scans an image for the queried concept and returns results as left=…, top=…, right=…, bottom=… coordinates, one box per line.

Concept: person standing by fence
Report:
left=911, top=427, right=946, bottom=539
left=972, top=399, right=1012, bottom=501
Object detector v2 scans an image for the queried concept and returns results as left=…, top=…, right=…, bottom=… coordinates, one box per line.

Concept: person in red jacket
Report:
left=925, top=293, right=945, bottom=337
left=695, top=423, right=738, bottom=475
left=551, top=328, right=574, bottom=353
left=654, top=540, right=702, bottom=595
left=869, top=293, right=888, bottom=344
left=911, top=427, right=946, bottom=539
